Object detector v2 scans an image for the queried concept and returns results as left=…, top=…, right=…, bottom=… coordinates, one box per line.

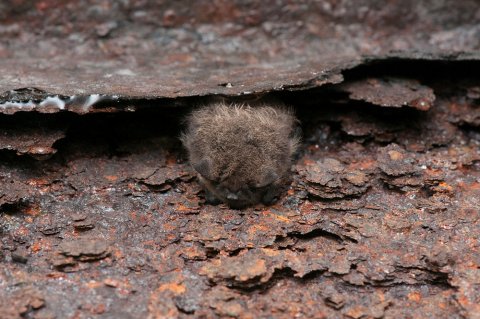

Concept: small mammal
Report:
left=181, top=102, right=299, bottom=208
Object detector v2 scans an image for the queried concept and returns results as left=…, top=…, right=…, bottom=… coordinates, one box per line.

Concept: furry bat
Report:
left=181, top=102, right=299, bottom=208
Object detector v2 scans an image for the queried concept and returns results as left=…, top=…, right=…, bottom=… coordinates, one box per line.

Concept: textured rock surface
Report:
left=1, top=1, right=480, bottom=318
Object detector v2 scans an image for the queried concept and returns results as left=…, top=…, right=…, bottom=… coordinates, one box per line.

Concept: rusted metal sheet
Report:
left=1, top=0, right=480, bottom=113
left=1, top=65, right=479, bottom=318
left=339, top=77, right=435, bottom=110
left=0, top=116, right=65, bottom=157
left=1, top=1, right=480, bottom=319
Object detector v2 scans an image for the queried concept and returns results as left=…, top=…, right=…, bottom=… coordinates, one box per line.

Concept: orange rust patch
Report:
left=388, top=150, right=404, bottom=160
left=104, top=175, right=118, bottom=182
left=27, top=178, right=50, bottom=186
left=436, top=182, right=454, bottom=192
left=349, top=159, right=376, bottom=170
left=303, top=159, right=316, bottom=165
left=112, top=248, right=124, bottom=259
left=345, top=306, right=368, bottom=319
left=249, top=224, right=269, bottom=232
left=30, top=241, right=43, bottom=253
left=86, top=281, right=103, bottom=289
left=163, top=222, right=180, bottom=231
left=175, top=203, right=191, bottom=212
left=263, top=210, right=291, bottom=223
left=239, top=259, right=266, bottom=281
left=455, top=293, right=470, bottom=308
left=157, top=283, right=186, bottom=295
left=262, top=248, right=280, bottom=257
left=458, top=181, right=480, bottom=191
left=407, top=291, right=422, bottom=302
left=25, top=205, right=41, bottom=217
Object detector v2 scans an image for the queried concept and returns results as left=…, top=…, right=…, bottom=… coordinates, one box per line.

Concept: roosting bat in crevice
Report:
left=181, top=102, right=299, bottom=208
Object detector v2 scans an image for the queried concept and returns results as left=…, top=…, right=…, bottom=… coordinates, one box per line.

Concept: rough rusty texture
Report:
left=1, top=61, right=480, bottom=318
left=0, top=0, right=480, bottom=107
left=0, top=114, right=66, bottom=157
left=1, top=1, right=480, bottom=319
left=339, top=77, right=436, bottom=110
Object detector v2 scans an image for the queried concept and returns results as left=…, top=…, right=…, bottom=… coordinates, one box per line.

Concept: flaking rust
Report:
left=1, top=1, right=480, bottom=318
left=339, top=77, right=436, bottom=111
left=1, top=60, right=480, bottom=318
left=1, top=1, right=480, bottom=107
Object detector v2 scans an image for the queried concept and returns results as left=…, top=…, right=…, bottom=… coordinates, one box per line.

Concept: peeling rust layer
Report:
left=2, top=1, right=480, bottom=318
left=1, top=0, right=480, bottom=113
left=339, top=77, right=436, bottom=110
left=0, top=114, right=66, bottom=157
left=1, top=61, right=480, bottom=318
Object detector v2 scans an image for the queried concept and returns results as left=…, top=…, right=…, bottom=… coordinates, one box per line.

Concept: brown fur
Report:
left=181, top=102, right=299, bottom=208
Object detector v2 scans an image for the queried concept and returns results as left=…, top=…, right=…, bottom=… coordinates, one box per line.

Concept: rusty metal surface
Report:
left=0, top=0, right=480, bottom=108
left=1, top=61, right=480, bottom=318
left=0, top=114, right=66, bottom=157
left=1, top=1, right=480, bottom=319
left=339, top=77, right=436, bottom=110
